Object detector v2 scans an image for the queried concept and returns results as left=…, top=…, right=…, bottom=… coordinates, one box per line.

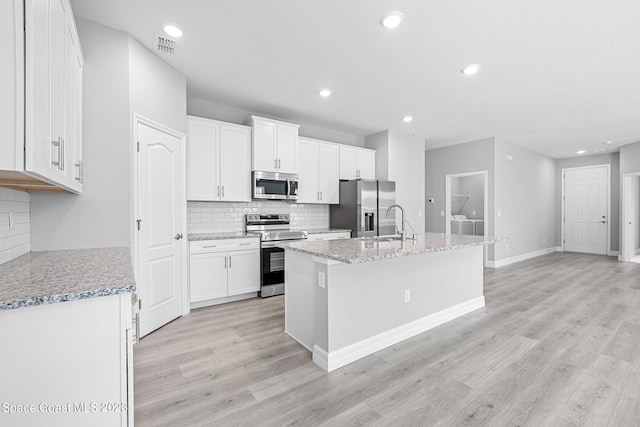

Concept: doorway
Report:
left=445, top=171, right=488, bottom=237
left=133, top=114, right=188, bottom=337
left=561, top=165, right=610, bottom=255
left=621, top=173, right=640, bottom=263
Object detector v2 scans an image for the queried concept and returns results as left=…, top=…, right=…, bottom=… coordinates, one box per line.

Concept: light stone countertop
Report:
left=0, top=247, right=136, bottom=310
left=189, top=231, right=254, bottom=241
left=282, top=232, right=506, bottom=264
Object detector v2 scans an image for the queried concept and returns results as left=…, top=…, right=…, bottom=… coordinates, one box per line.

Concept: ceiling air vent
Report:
left=154, top=33, right=178, bottom=54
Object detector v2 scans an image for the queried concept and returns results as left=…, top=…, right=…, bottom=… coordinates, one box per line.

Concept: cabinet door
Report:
left=227, top=250, right=260, bottom=296
left=296, top=138, right=319, bottom=203
left=252, top=119, right=277, bottom=172
left=189, top=252, right=228, bottom=302
left=219, top=125, right=251, bottom=202
left=187, top=119, right=220, bottom=200
left=25, top=0, right=67, bottom=185
left=276, top=124, right=298, bottom=173
left=357, top=149, right=376, bottom=180
left=71, top=42, right=83, bottom=192
left=339, top=146, right=358, bottom=180
left=318, top=143, right=339, bottom=204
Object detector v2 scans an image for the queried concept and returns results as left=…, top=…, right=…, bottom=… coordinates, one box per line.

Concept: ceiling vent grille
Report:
left=154, top=34, right=178, bottom=54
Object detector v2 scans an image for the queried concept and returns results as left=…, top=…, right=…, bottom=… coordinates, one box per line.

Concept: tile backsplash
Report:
left=0, top=188, right=30, bottom=265
left=188, top=201, right=329, bottom=234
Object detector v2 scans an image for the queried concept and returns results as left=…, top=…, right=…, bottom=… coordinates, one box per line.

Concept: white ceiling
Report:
left=70, top=0, right=640, bottom=159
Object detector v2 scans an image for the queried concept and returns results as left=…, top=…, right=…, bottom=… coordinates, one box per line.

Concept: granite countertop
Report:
left=189, top=232, right=255, bottom=241
left=0, top=248, right=136, bottom=310
left=304, top=228, right=352, bottom=235
left=282, top=232, right=507, bottom=264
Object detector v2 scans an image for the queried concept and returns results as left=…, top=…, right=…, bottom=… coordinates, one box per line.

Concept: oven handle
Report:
left=261, top=238, right=307, bottom=248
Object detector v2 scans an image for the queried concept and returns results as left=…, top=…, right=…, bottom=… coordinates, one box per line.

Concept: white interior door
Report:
left=137, top=121, right=185, bottom=337
left=564, top=166, right=608, bottom=255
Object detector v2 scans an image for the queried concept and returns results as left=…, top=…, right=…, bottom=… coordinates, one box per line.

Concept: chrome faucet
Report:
left=385, top=204, right=406, bottom=241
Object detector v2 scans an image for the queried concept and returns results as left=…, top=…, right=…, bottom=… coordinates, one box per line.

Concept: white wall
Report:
left=188, top=98, right=364, bottom=147
left=555, top=152, right=620, bottom=252
left=129, top=39, right=187, bottom=135
left=365, top=130, right=426, bottom=234
left=424, top=138, right=495, bottom=238
left=494, top=141, right=557, bottom=260
left=30, top=19, right=131, bottom=251
left=620, top=142, right=640, bottom=176
left=0, top=188, right=29, bottom=264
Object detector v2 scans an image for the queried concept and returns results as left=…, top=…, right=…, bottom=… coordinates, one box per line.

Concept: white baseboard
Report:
left=486, top=246, right=562, bottom=269
left=189, top=292, right=257, bottom=310
left=312, top=296, right=485, bottom=372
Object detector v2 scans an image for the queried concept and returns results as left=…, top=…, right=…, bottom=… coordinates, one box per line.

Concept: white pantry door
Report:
left=564, top=166, right=608, bottom=255
left=137, top=121, right=184, bottom=337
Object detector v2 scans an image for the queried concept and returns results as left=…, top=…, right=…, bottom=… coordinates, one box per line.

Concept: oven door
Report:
left=260, top=245, right=285, bottom=287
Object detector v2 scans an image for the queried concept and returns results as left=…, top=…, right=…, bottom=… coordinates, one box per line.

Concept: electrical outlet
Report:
left=506, top=243, right=510, bottom=251
left=498, top=210, right=502, bottom=217
left=404, top=289, right=411, bottom=303
left=8, top=211, right=14, bottom=230
left=472, top=210, right=476, bottom=216
left=542, top=237, right=546, bottom=243
left=440, top=211, right=444, bottom=217
left=318, top=271, right=325, bottom=289
left=418, top=210, right=422, bottom=217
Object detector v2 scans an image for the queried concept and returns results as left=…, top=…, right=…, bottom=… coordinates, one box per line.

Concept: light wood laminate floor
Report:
left=134, top=253, right=640, bottom=426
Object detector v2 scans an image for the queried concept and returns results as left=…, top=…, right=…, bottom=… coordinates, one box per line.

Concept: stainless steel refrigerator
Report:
left=329, top=179, right=396, bottom=238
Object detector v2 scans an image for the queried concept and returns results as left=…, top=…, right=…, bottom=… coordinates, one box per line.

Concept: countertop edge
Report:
left=0, top=285, right=137, bottom=311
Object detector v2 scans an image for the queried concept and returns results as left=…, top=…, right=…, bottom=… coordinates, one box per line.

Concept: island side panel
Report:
left=284, top=249, right=323, bottom=352
left=326, top=245, right=484, bottom=354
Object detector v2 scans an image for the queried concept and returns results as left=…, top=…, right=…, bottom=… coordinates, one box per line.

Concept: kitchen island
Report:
left=283, top=233, right=503, bottom=372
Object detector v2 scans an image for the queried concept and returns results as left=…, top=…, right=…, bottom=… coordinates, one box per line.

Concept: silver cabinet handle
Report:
left=217, top=185, right=220, bottom=197
left=51, top=137, right=62, bottom=169
left=278, top=158, right=281, bottom=169
left=203, top=244, right=217, bottom=248
left=174, top=233, right=183, bottom=240
left=74, top=160, right=83, bottom=182
left=229, top=255, right=232, bottom=268
left=239, top=243, right=251, bottom=246
left=224, top=255, right=227, bottom=268
left=60, top=138, right=65, bottom=171
left=135, top=312, right=140, bottom=344
left=320, top=191, right=323, bottom=200
left=274, top=158, right=277, bottom=169
left=221, top=185, right=225, bottom=197
left=317, top=191, right=320, bottom=200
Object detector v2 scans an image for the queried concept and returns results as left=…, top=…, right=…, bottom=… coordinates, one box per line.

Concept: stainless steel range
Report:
left=245, top=214, right=307, bottom=298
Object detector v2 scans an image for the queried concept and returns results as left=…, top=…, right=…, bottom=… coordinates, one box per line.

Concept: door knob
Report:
left=174, top=233, right=183, bottom=240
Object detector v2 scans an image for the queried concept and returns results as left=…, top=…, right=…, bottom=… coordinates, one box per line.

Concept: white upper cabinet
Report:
left=297, top=137, right=339, bottom=204
left=339, top=146, right=376, bottom=180
left=251, top=116, right=300, bottom=173
left=317, top=143, right=339, bottom=203
left=296, top=138, right=319, bottom=203
left=187, top=116, right=251, bottom=202
left=0, top=0, right=83, bottom=193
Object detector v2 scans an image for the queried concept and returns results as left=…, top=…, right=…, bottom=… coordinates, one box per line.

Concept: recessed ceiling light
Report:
left=604, top=140, right=613, bottom=144
left=380, top=11, right=404, bottom=29
left=402, top=116, right=413, bottom=123
left=319, top=89, right=332, bottom=98
left=461, top=64, right=482, bottom=76
left=577, top=150, right=586, bottom=154
left=163, top=24, right=183, bottom=38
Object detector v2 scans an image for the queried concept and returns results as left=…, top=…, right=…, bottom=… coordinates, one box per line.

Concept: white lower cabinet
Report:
left=0, top=293, right=135, bottom=426
left=307, top=231, right=351, bottom=241
left=189, top=238, right=260, bottom=307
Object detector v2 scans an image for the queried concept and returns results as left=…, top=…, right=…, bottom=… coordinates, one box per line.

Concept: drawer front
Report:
left=190, top=238, right=259, bottom=254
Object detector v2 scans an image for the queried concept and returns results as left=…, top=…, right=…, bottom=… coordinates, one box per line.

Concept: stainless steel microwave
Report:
left=252, top=171, right=299, bottom=201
